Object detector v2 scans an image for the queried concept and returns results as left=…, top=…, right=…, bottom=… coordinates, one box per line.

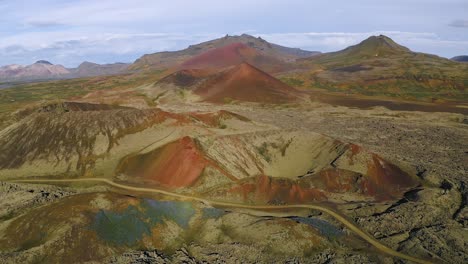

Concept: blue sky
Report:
left=0, top=0, right=467, bottom=67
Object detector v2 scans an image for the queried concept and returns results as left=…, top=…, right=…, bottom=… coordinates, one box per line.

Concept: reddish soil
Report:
left=188, top=110, right=250, bottom=127
left=311, top=92, right=468, bottom=115
left=180, top=43, right=258, bottom=70
left=117, top=136, right=209, bottom=188
left=179, top=42, right=289, bottom=73
left=307, top=169, right=361, bottom=193
left=195, top=63, right=302, bottom=103
left=116, top=135, right=239, bottom=188
left=157, top=69, right=213, bottom=87
left=228, top=175, right=327, bottom=204
left=365, top=154, right=419, bottom=199
left=340, top=144, right=419, bottom=199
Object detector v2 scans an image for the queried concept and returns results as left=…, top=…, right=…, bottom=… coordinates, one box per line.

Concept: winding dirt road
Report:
left=11, top=178, right=433, bottom=264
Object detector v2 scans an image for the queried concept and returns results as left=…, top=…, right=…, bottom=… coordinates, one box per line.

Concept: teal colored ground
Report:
left=201, top=207, right=226, bottom=219
left=92, top=199, right=196, bottom=246
left=291, top=217, right=343, bottom=239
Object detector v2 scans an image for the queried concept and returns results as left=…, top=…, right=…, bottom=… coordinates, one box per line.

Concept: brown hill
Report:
left=130, top=34, right=320, bottom=71
left=70, top=61, right=129, bottom=77
left=180, top=42, right=287, bottom=72
left=194, top=63, right=302, bottom=103
left=157, top=68, right=213, bottom=87
left=287, top=35, right=468, bottom=101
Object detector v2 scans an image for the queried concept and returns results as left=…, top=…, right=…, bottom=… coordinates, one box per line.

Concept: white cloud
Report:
left=0, top=32, right=221, bottom=66
left=2, top=30, right=467, bottom=67
left=1, top=1, right=467, bottom=66
left=5, top=0, right=273, bottom=29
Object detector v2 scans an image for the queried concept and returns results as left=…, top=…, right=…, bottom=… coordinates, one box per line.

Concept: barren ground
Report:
left=1, top=101, right=466, bottom=263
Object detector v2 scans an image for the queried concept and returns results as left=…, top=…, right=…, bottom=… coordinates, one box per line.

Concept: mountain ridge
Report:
left=130, top=34, right=320, bottom=71
left=0, top=61, right=130, bottom=81
left=285, top=35, right=468, bottom=101
left=451, top=55, right=468, bottom=63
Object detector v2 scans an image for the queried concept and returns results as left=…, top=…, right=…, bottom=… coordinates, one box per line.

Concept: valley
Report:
left=0, top=33, right=466, bottom=264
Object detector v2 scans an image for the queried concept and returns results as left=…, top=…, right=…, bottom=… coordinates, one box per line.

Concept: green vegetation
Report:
left=0, top=69, right=167, bottom=130
left=287, top=36, right=468, bottom=101
left=219, top=122, right=227, bottom=129
left=223, top=97, right=234, bottom=104
left=280, top=77, right=304, bottom=87
left=256, top=142, right=272, bottom=163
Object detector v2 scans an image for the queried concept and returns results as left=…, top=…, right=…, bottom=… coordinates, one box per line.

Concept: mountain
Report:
left=313, top=35, right=411, bottom=64
left=0, top=61, right=131, bottom=82
left=0, top=61, right=70, bottom=81
left=195, top=63, right=302, bottom=103
left=451, top=55, right=468, bottom=63
left=179, top=42, right=289, bottom=73
left=69, top=61, right=129, bottom=77
left=285, top=35, right=468, bottom=101
left=130, top=34, right=320, bottom=71
left=153, top=62, right=302, bottom=103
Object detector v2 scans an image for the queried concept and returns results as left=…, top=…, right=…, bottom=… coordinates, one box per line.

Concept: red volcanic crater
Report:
left=117, top=137, right=209, bottom=188
left=116, top=136, right=237, bottom=188
left=194, top=63, right=302, bottom=103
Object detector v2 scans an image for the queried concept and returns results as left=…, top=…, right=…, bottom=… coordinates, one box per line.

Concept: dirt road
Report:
left=11, top=178, right=433, bottom=264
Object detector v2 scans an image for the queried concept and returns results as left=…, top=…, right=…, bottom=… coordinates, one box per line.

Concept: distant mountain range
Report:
left=0, top=60, right=129, bottom=82
left=0, top=61, right=69, bottom=81
left=71, top=61, right=129, bottom=77
left=451, top=55, right=468, bottom=63
left=1, top=33, right=466, bottom=101
left=0, top=34, right=319, bottom=82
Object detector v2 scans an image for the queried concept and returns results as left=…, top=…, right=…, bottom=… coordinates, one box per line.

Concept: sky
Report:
left=0, top=0, right=467, bottom=67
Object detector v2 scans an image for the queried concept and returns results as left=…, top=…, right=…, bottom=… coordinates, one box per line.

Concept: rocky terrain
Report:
left=0, top=100, right=466, bottom=263
left=0, top=34, right=466, bottom=264
left=130, top=34, right=320, bottom=71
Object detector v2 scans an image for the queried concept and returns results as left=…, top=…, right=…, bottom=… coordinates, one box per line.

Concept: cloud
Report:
left=2, top=30, right=467, bottom=68
left=449, top=19, right=468, bottom=28
left=26, top=20, right=66, bottom=28
left=0, top=32, right=220, bottom=66
left=1, top=1, right=468, bottom=66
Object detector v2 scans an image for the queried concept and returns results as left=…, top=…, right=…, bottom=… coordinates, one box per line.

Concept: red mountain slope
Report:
left=180, top=42, right=288, bottom=72
left=194, top=62, right=302, bottom=103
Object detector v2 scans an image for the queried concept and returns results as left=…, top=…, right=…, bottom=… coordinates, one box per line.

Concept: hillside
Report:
left=0, top=61, right=130, bottom=82
left=0, top=61, right=70, bottom=81
left=130, top=34, right=320, bottom=71
left=284, top=35, right=468, bottom=101
left=150, top=63, right=302, bottom=104
left=451, top=55, right=468, bottom=63
left=195, top=63, right=302, bottom=103
left=180, top=42, right=288, bottom=72
left=70, top=61, right=129, bottom=77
